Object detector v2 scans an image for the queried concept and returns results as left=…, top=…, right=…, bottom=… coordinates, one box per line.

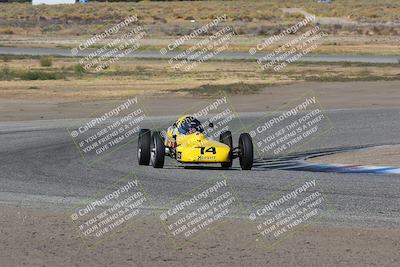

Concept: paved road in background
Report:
left=0, top=47, right=399, bottom=63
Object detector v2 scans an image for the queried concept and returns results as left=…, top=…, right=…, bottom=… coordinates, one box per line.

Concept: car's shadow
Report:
left=161, top=163, right=278, bottom=171
left=183, top=166, right=239, bottom=171
left=160, top=164, right=240, bottom=171
left=159, top=157, right=302, bottom=171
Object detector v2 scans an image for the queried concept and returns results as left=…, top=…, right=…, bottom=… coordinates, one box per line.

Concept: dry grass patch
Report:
left=0, top=56, right=398, bottom=100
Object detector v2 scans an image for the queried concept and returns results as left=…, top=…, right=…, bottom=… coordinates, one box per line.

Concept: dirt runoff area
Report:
left=0, top=205, right=398, bottom=267
left=2, top=80, right=400, bottom=121
left=308, top=145, right=400, bottom=167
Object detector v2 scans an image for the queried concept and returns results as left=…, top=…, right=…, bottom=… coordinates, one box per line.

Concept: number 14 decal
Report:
left=196, top=147, right=216, bottom=154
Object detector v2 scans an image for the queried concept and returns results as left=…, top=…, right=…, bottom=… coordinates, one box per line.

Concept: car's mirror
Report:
left=209, top=122, right=214, bottom=128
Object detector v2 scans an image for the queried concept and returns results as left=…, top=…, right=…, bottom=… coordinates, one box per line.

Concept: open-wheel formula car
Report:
left=137, top=115, right=253, bottom=170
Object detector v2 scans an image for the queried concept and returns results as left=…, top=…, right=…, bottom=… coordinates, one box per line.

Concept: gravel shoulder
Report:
left=1, top=206, right=399, bottom=267
left=1, top=80, right=400, bottom=121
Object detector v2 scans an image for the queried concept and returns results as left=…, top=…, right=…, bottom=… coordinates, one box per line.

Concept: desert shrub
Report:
left=174, top=82, right=270, bottom=96
left=0, top=66, right=13, bottom=80
left=19, top=70, right=59, bottom=80
left=0, top=68, right=62, bottom=80
left=40, top=56, right=53, bottom=67
left=74, top=64, right=86, bottom=76
left=1, top=55, right=11, bottom=62
left=0, top=28, right=14, bottom=34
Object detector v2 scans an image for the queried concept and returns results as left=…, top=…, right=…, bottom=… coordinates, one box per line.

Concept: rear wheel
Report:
left=239, top=133, right=253, bottom=170
left=151, top=132, right=165, bottom=168
left=220, top=131, right=233, bottom=168
left=137, top=129, right=151, bottom=165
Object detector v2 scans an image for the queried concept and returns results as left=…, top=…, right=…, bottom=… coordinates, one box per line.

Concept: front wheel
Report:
left=220, top=131, right=233, bottom=168
left=151, top=132, right=165, bottom=168
left=138, top=129, right=151, bottom=165
left=238, top=133, right=253, bottom=170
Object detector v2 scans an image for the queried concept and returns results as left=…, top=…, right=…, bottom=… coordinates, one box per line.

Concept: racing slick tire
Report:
left=151, top=131, right=165, bottom=168
left=238, top=133, right=253, bottom=170
left=220, top=131, right=233, bottom=168
left=138, top=129, right=151, bottom=165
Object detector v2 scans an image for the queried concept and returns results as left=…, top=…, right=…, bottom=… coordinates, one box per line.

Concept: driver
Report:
left=166, top=115, right=204, bottom=148
left=177, top=116, right=204, bottom=135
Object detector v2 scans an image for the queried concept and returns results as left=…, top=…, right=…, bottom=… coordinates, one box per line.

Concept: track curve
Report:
left=1, top=108, right=400, bottom=228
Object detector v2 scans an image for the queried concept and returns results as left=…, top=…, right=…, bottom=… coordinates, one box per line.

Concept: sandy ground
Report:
left=1, top=80, right=400, bottom=121
left=281, top=8, right=355, bottom=25
left=0, top=205, right=399, bottom=267
left=308, top=145, right=400, bottom=167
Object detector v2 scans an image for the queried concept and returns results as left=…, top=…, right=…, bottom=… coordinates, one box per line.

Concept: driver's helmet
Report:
left=177, top=116, right=204, bottom=135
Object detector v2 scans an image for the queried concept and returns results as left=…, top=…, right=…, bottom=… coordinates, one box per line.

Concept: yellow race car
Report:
left=137, top=115, right=253, bottom=170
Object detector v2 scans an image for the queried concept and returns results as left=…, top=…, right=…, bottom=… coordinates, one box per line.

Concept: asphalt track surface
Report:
left=1, top=108, right=399, bottom=228
left=0, top=47, right=399, bottom=63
